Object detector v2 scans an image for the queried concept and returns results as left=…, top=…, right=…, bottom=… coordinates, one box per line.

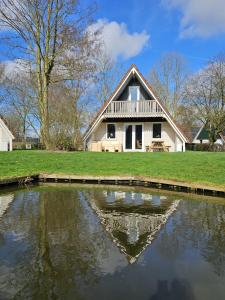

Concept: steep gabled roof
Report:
left=84, top=64, right=188, bottom=143
left=0, top=115, right=15, bottom=139
left=193, top=124, right=225, bottom=143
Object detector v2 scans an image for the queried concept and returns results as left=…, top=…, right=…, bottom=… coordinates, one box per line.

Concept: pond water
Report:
left=0, top=184, right=225, bottom=300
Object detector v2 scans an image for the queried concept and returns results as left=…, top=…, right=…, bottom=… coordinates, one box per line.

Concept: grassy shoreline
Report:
left=0, top=151, right=225, bottom=190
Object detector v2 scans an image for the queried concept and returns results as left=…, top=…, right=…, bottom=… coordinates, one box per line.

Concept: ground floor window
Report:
left=107, top=124, right=116, bottom=139
left=153, top=123, right=161, bottom=138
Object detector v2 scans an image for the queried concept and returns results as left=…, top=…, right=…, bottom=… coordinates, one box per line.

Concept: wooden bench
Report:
left=146, top=141, right=171, bottom=152
left=90, top=141, right=122, bottom=152
left=102, top=141, right=122, bottom=152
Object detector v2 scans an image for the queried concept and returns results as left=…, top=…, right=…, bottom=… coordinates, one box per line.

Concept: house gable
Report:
left=197, top=126, right=209, bottom=140
left=0, top=116, right=14, bottom=140
left=114, top=74, right=153, bottom=101
left=83, top=64, right=188, bottom=144
left=193, top=125, right=225, bottom=143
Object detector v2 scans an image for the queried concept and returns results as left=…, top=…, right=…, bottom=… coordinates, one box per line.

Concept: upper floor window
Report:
left=153, top=123, right=161, bottom=138
left=107, top=124, right=116, bottom=139
left=129, top=86, right=140, bottom=101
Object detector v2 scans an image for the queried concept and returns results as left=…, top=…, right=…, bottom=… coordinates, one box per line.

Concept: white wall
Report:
left=143, top=122, right=176, bottom=152
left=175, top=135, right=183, bottom=152
left=89, top=120, right=184, bottom=152
left=91, top=122, right=124, bottom=145
left=0, top=121, right=13, bottom=151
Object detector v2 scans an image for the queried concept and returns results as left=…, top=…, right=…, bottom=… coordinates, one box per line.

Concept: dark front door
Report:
left=125, top=125, right=133, bottom=149
left=125, top=124, right=143, bottom=150
left=135, top=125, right=142, bottom=149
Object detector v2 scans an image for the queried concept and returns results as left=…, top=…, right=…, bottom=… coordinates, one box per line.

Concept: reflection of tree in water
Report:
left=199, top=203, right=225, bottom=276
left=0, top=190, right=106, bottom=299
left=150, top=279, right=195, bottom=300
left=157, top=200, right=225, bottom=276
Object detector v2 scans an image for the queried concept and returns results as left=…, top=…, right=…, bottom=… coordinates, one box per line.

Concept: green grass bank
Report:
left=0, top=151, right=224, bottom=190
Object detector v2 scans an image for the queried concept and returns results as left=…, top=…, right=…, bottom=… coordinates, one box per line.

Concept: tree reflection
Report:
left=0, top=190, right=108, bottom=299
left=157, top=200, right=225, bottom=276
left=150, top=279, right=195, bottom=300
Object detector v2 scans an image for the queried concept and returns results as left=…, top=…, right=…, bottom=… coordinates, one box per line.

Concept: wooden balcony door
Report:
left=124, top=124, right=143, bottom=151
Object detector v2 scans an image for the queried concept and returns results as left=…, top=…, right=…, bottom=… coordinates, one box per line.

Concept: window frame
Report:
left=106, top=123, right=116, bottom=140
left=128, top=86, right=140, bottom=101
left=152, top=123, right=162, bottom=139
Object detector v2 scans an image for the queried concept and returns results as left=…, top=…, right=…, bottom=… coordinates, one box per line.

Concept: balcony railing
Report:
left=104, top=100, right=163, bottom=117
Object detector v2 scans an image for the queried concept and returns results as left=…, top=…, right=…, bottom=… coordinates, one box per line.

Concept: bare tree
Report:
left=184, top=54, right=225, bottom=147
left=176, top=104, right=199, bottom=131
left=0, top=0, right=100, bottom=149
left=149, top=52, right=188, bottom=119
left=93, top=51, right=124, bottom=107
left=0, top=62, right=39, bottom=140
left=47, top=79, right=86, bottom=150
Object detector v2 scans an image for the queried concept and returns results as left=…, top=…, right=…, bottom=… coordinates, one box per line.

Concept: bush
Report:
left=13, top=143, right=26, bottom=150
left=195, top=143, right=211, bottom=151
left=187, top=143, right=225, bottom=152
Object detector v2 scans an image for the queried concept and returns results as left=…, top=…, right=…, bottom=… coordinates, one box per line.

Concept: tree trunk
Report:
left=208, top=126, right=216, bottom=151
left=41, top=74, right=51, bottom=150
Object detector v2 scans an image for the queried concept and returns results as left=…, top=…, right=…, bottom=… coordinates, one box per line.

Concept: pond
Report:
left=0, top=184, right=225, bottom=300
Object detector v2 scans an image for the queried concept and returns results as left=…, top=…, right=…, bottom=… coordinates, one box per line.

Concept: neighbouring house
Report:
left=192, top=125, right=225, bottom=145
left=13, top=137, right=41, bottom=150
left=0, top=116, right=14, bottom=151
left=83, top=64, right=188, bottom=152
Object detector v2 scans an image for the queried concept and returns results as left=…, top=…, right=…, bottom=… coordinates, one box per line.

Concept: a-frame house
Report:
left=83, top=64, right=188, bottom=152
left=192, top=124, right=225, bottom=145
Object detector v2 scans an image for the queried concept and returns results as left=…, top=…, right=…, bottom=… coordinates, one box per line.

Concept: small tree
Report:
left=0, top=62, right=39, bottom=140
left=149, top=52, right=188, bottom=119
left=93, top=51, right=124, bottom=107
left=48, top=82, right=84, bottom=150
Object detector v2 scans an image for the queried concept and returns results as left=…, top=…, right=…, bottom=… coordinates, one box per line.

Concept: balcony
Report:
left=104, top=100, right=164, bottom=118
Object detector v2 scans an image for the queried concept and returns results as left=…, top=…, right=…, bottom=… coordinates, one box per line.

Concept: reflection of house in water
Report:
left=88, top=191, right=180, bottom=263
left=0, top=194, right=14, bottom=219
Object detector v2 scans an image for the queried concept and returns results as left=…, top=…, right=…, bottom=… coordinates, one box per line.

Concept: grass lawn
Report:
left=0, top=150, right=225, bottom=189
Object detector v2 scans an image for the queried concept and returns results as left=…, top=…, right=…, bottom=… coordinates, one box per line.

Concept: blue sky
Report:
left=85, top=0, right=225, bottom=76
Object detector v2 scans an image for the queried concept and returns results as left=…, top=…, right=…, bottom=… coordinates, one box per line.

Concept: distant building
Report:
left=193, top=125, right=225, bottom=145
left=13, top=137, right=41, bottom=150
left=0, top=116, right=14, bottom=151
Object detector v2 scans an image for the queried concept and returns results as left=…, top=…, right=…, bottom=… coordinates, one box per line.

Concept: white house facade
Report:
left=0, top=117, right=14, bottom=151
left=83, top=65, right=188, bottom=152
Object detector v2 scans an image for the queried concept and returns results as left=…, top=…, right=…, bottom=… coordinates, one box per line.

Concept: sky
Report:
left=85, top=0, right=225, bottom=76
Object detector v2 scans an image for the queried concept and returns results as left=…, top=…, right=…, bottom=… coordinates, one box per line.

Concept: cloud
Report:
left=88, top=19, right=150, bottom=60
left=162, top=0, right=225, bottom=38
left=3, top=59, right=30, bottom=81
